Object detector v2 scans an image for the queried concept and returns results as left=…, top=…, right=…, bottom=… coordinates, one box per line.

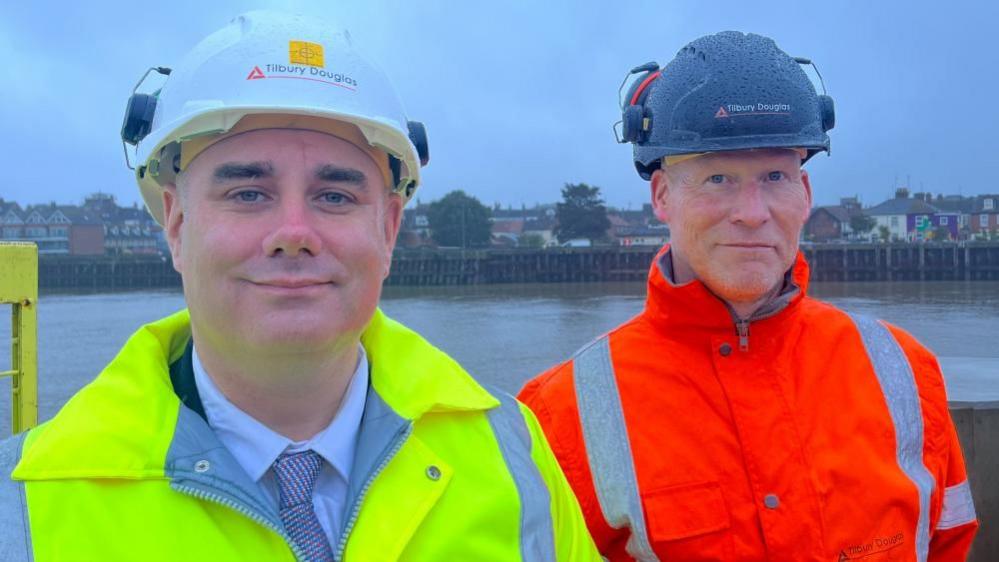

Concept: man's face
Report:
left=650, top=149, right=812, bottom=306
left=163, top=128, right=403, bottom=355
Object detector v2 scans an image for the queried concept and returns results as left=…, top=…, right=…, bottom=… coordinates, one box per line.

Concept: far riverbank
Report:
left=31, top=241, right=999, bottom=292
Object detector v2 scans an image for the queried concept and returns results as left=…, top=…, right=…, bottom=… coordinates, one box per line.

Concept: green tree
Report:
left=554, top=183, right=611, bottom=243
left=848, top=214, right=876, bottom=239
left=427, top=190, right=492, bottom=248
left=877, top=225, right=891, bottom=242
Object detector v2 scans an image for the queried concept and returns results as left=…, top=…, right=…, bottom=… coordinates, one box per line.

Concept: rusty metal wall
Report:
left=950, top=401, right=998, bottom=561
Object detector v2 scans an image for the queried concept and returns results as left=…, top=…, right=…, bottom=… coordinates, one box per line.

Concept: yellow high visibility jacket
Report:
left=0, top=309, right=599, bottom=561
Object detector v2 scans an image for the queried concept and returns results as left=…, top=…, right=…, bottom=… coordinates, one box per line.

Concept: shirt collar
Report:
left=192, top=345, right=369, bottom=484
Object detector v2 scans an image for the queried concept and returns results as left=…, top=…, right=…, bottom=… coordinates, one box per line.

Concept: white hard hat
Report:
left=122, top=10, right=429, bottom=225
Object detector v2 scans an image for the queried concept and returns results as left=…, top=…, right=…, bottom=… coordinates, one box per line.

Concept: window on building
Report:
left=982, top=214, right=990, bottom=227
left=26, top=227, right=46, bottom=237
left=939, top=216, right=948, bottom=226
left=986, top=198, right=995, bottom=210
left=890, top=216, right=899, bottom=228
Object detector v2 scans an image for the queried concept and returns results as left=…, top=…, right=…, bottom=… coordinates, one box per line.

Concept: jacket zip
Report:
left=736, top=319, right=751, bottom=351
left=173, top=481, right=307, bottom=561
left=730, top=287, right=798, bottom=353
left=334, top=421, right=414, bottom=561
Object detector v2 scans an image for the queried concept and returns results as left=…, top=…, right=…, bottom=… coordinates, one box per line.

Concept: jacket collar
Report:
left=361, top=309, right=498, bottom=419
left=643, top=244, right=810, bottom=332
left=14, top=308, right=497, bottom=480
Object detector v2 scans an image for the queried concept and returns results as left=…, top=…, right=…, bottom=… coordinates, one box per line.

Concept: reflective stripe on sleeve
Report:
left=572, top=337, right=660, bottom=562
left=0, top=431, right=33, bottom=562
left=936, top=480, right=977, bottom=530
left=849, top=313, right=935, bottom=562
left=486, top=391, right=557, bottom=562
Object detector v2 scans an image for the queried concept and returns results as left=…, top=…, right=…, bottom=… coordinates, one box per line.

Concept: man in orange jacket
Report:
left=519, top=31, right=978, bottom=561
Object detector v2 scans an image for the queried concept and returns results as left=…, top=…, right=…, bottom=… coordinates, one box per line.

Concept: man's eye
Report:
left=767, top=171, right=785, bottom=181
left=321, top=192, right=348, bottom=204
left=234, top=190, right=265, bottom=202
left=708, top=174, right=726, bottom=184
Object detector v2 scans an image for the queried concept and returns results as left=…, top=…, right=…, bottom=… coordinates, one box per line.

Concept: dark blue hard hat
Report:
left=619, top=31, right=835, bottom=180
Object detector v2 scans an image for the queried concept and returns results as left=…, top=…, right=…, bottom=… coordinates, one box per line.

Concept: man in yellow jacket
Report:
left=0, top=11, right=598, bottom=561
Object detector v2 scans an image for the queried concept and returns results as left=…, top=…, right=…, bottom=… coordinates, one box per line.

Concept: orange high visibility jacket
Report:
left=519, top=247, right=978, bottom=562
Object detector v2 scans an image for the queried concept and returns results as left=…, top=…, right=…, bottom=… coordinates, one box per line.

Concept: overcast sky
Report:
left=2, top=0, right=997, bottom=211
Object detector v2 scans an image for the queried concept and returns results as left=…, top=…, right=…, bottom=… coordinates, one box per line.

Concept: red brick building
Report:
left=970, top=194, right=999, bottom=238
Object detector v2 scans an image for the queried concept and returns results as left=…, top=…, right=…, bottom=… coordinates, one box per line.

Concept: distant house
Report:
left=805, top=197, right=865, bottom=241
left=0, top=199, right=25, bottom=239
left=57, top=206, right=106, bottom=255
left=104, top=222, right=161, bottom=255
left=10, top=203, right=104, bottom=255
left=399, top=202, right=432, bottom=248
left=930, top=194, right=976, bottom=239
left=521, top=216, right=556, bottom=247
left=81, top=194, right=162, bottom=255
left=488, top=204, right=557, bottom=247
left=1, top=194, right=163, bottom=255
left=490, top=218, right=524, bottom=247
left=866, top=188, right=952, bottom=241
left=616, top=225, right=669, bottom=247
left=970, top=194, right=999, bottom=238
left=608, top=204, right=662, bottom=245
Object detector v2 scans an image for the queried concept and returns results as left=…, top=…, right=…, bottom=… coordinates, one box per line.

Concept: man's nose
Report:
left=262, top=199, right=323, bottom=257
left=729, top=181, right=771, bottom=227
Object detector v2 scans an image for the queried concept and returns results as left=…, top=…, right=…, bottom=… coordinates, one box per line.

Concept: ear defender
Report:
left=121, top=93, right=158, bottom=146
left=619, top=62, right=661, bottom=144
left=818, top=95, right=835, bottom=132
left=407, top=121, right=430, bottom=166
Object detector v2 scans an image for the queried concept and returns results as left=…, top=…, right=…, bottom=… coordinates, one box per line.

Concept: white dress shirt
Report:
left=192, top=344, right=368, bottom=547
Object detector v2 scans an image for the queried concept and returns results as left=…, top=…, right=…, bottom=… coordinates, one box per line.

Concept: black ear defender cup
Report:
left=619, top=62, right=661, bottom=144
left=121, top=67, right=172, bottom=146
left=121, top=94, right=158, bottom=146
left=407, top=121, right=430, bottom=166
left=120, top=67, right=172, bottom=171
left=389, top=121, right=429, bottom=197
left=819, top=95, right=835, bottom=132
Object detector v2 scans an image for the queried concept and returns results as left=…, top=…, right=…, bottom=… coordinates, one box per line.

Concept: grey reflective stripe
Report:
left=572, top=337, right=659, bottom=562
left=937, top=480, right=976, bottom=530
left=486, top=390, right=556, bottom=562
left=0, top=432, right=34, bottom=562
left=849, top=313, right=935, bottom=562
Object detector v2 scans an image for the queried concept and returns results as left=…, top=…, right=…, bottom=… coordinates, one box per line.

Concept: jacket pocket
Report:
left=642, top=481, right=733, bottom=561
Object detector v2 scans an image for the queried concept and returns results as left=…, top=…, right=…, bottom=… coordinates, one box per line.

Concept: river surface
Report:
left=1, top=281, right=997, bottom=434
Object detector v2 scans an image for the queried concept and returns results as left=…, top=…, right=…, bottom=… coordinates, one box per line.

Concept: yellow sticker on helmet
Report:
left=289, top=41, right=324, bottom=67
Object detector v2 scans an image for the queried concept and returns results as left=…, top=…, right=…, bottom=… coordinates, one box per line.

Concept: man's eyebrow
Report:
left=315, top=165, right=367, bottom=188
left=212, top=161, right=274, bottom=183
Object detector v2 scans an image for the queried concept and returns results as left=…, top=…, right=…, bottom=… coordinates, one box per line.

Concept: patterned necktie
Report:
left=273, top=450, right=335, bottom=562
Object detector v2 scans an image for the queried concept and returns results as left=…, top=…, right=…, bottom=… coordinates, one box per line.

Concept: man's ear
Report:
left=650, top=168, right=672, bottom=224
left=162, top=184, right=184, bottom=274
left=380, top=193, right=405, bottom=280
left=801, top=169, right=814, bottom=220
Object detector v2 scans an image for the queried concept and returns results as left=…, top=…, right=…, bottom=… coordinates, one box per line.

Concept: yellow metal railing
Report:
left=0, top=242, right=38, bottom=433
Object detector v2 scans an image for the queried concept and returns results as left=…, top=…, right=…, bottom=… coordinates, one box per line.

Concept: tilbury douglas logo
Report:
left=714, top=102, right=792, bottom=118
left=244, top=40, right=358, bottom=90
